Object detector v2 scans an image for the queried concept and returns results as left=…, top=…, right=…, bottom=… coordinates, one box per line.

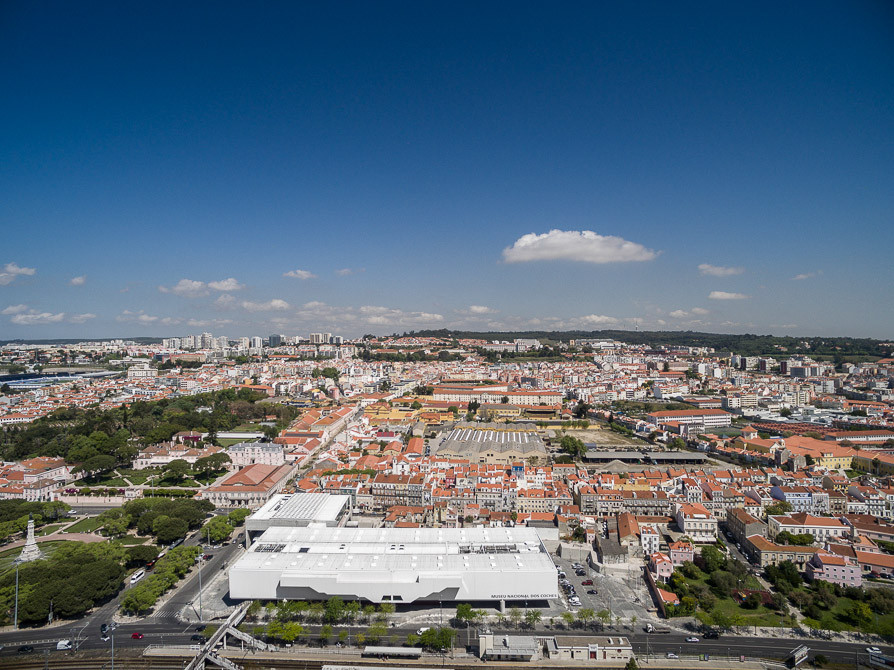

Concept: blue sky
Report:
left=1, top=1, right=892, bottom=339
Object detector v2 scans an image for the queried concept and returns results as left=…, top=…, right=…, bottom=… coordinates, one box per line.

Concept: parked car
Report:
left=131, top=633, right=144, bottom=640
left=581, top=579, right=593, bottom=586
left=586, top=589, right=598, bottom=595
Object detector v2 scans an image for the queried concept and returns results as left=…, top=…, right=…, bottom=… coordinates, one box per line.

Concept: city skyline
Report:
left=2, top=2, right=893, bottom=339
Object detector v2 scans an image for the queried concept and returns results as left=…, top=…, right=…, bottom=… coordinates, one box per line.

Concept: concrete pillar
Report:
left=499, top=599, right=506, bottom=613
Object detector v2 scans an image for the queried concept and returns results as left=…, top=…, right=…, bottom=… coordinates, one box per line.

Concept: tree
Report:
left=700, top=545, right=725, bottom=573
left=594, top=608, right=610, bottom=629
left=501, top=396, right=509, bottom=404
left=560, top=611, right=576, bottom=627
left=227, top=508, right=251, bottom=526
left=559, top=434, right=586, bottom=459
left=743, top=593, right=762, bottom=609
left=524, top=609, right=542, bottom=628
left=125, top=545, right=159, bottom=567
left=508, top=606, right=523, bottom=629
left=194, top=452, right=231, bottom=474
left=572, top=401, right=591, bottom=419
left=202, top=516, right=234, bottom=544
left=152, top=515, right=189, bottom=545
left=163, top=459, right=192, bottom=483
left=319, top=624, right=333, bottom=646
left=626, top=658, right=639, bottom=670
left=847, top=601, right=872, bottom=628
left=97, top=508, right=131, bottom=538
left=764, top=500, right=793, bottom=517
left=325, top=596, right=344, bottom=624
left=73, top=454, right=117, bottom=478
left=455, top=603, right=476, bottom=627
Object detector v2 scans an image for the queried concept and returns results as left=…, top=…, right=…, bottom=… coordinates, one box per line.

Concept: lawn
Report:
left=677, top=565, right=787, bottom=628
left=800, top=595, right=894, bottom=636
left=119, top=470, right=151, bottom=485
left=217, top=438, right=245, bottom=447
left=65, top=516, right=104, bottom=533
left=148, top=475, right=202, bottom=487
left=36, top=523, right=67, bottom=537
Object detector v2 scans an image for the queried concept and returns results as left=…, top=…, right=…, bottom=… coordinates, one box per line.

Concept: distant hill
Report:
left=401, top=329, right=890, bottom=360
left=1, top=337, right=163, bottom=346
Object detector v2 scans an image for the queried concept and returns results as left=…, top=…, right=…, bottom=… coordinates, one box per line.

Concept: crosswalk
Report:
left=152, top=610, right=180, bottom=620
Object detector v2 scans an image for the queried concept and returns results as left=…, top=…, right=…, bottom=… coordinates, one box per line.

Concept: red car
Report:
left=131, top=633, right=143, bottom=640
left=581, top=579, right=593, bottom=586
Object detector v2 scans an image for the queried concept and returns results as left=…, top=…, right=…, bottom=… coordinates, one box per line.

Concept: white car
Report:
left=867, top=647, right=881, bottom=655
left=686, top=636, right=700, bottom=642
left=666, top=652, right=679, bottom=659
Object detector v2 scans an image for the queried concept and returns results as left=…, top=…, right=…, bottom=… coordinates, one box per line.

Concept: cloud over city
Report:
left=698, top=263, right=744, bottom=277
left=159, top=278, right=244, bottom=297
left=502, top=230, right=658, bottom=264
left=283, top=269, right=317, bottom=280
left=708, top=291, right=749, bottom=300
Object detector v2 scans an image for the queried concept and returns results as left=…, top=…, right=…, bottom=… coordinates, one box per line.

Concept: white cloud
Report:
left=68, top=313, right=96, bottom=324
left=0, top=262, right=36, bottom=285
left=336, top=268, right=360, bottom=277
left=11, top=311, right=66, bottom=325
left=241, top=299, right=290, bottom=312
left=359, top=305, right=444, bottom=326
left=709, top=291, right=749, bottom=300
left=208, top=277, right=245, bottom=291
left=670, top=307, right=710, bottom=318
left=284, top=269, right=317, bottom=280
left=116, top=309, right=167, bottom=324
left=502, top=229, right=658, bottom=264
left=159, top=279, right=208, bottom=297
left=468, top=305, right=496, bottom=314
left=698, top=263, right=744, bottom=277
left=215, top=294, right=238, bottom=308
left=159, top=277, right=242, bottom=295
left=69, top=275, right=87, bottom=286
left=207, top=277, right=244, bottom=291
left=792, top=271, right=821, bottom=281
left=574, top=314, right=620, bottom=326
left=1, top=304, right=28, bottom=315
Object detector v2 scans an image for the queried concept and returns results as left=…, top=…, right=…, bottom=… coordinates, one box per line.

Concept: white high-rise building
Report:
left=250, top=336, right=264, bottom=349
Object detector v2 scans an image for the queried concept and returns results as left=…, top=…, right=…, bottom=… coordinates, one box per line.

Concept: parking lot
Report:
left=552, top=555, right=653, bottom=625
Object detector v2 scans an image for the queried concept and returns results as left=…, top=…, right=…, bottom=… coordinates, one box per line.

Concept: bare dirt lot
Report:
left=561, top=427, right=646, bottom=448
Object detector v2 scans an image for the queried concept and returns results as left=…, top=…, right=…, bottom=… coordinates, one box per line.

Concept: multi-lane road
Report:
left=0, top=524, right=888, bottom=666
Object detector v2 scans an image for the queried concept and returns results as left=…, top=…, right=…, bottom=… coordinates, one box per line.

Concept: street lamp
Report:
left=13, top=560, right=19, bottom=630
left=198, top=554, right=204, bottom=622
